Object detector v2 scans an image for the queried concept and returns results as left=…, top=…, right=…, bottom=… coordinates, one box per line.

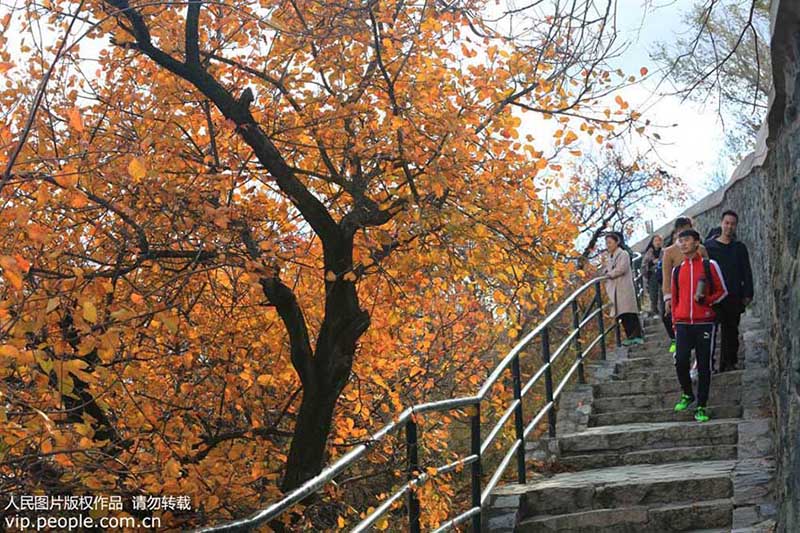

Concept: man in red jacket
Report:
left=670, top=229, right=728, bottom=422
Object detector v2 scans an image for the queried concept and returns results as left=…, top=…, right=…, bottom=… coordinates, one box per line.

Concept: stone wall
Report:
left=631, top=1, right=800, bottom=529
left=763, top=1, right=800, bottom=528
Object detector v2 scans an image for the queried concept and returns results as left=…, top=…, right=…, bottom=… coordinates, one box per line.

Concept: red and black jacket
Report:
left=671, top=254, right=728, bottom=325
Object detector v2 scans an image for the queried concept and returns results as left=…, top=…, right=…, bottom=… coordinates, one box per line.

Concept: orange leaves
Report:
left=0, top=255, right=26, bottom=290
left=614, top=95, right=629, bottom=110
left=160, top=312, right=179, bottom=334
left=67, top=107, right=84, bottom=133
left=127, top=157, right=147, bottom=181
left=0, top=344, right=20, bottom=358
left=256, top=374, right=274, bottom=387
left=53, top=359, right=95, bottom=395
left=165, top=459, right=182, bottom=478
left=204, top=495, right=220, bottom=511
left=82, top=300, right=98, bottom=324
left=213, top=211, right=230, bottom=229
left=12, top=254, right=29, bottom=273
left=459, top=43, right=477, bottom=59
left=52, top=168, right=79, bottom=190
left=563, top=130, right=578, bottom=145
left=0, top=62, right=14, bottom=75
left=68, top=191, right=88, bottom=208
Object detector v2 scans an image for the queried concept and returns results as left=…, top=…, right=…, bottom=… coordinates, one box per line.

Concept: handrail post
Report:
left=572, top=300, right=585, bottom=384
left=541, top=326, right=556, bottom=438
left=470, top=404, right=482, bottom=532
left=406, top=417, right=421, bottom=533
left=511, top=354, right=526, bottom=484
left=594, top=282, right=607, bottom=361
left=615, top=317, right=622, bottom=347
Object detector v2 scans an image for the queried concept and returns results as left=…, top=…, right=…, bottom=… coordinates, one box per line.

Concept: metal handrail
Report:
left=195, top=253, right=643, bottom=533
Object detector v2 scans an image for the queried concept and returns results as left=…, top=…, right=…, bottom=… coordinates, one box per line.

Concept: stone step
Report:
left=500, top=460, right=735, bottom=517
left=589, top=404, right=743, bottom=427
left=556, top=420, right=738, bottom=455
left=554, top=444, right=738, bottom=470
left=619, top=368, right=744, bottom=382
left=618, top=350, right=674, bottom=363
left=593, top=372, right=742, bottom=398
left=629, top=337, right=674, bottom=350
left=626, top=333, right=724, bottom=356
left=615, top=356, right=679, bottom=374
left=592, top=388, right=741, bottom=413
left=517, top=498, right=733, bottom=532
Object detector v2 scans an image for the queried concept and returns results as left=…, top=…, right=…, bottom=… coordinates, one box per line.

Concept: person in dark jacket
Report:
left=705, top=226, right=722, bottom=241
left=704, top=210, right=754, bottom=372
left=671, top=229, right=728, bottom=422
left=642, top=234, right=664, bottom=316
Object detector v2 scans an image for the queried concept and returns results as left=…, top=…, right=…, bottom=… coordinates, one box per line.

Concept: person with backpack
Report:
left=704, top=210, right=754, bottom=372
left=642, top=234, right=664, bottom=317
left=662, top=217, right=709, bottom=353
left=670, top=229, right=728, bottom=422
left=705, top=226, right=722, bottom=241
left=603, top=232, right=644, bottom=346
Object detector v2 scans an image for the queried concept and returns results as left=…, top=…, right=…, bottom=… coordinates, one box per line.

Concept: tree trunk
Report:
left=280, top=386, right=340, bottom=492
left=281, top=236, right=371, bottom=492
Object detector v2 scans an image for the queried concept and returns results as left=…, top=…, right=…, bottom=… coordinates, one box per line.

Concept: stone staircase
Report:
left=487, top=314, right=776, bottom=532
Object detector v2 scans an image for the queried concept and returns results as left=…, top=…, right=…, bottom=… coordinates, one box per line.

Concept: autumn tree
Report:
left=0, top=0, right=648, bottom=527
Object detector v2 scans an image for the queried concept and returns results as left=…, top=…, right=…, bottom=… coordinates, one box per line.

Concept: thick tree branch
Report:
left=237, top=223, right=314, bottom=385
left=105, top=0, right=340, bottom=249
left=185, top=0, right=201, bottom=66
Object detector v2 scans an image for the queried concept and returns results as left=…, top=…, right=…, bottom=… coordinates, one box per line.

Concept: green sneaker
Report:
left=694, top=406, right=710, bottom=422
left=632, top=337, right=645, bottom=345
left=674, top=394, right=694, bottom=412
left=669, top=340, right=677, bottom=353
left=621, top=338, right=633, bottom=347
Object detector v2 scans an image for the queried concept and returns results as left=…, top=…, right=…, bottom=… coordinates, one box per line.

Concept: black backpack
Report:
left=672, top=259, right=714, bottom=300
left=653, top=250, right=664, bottom=281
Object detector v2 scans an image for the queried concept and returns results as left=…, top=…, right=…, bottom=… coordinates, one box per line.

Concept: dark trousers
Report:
left=715, top=296, right=744, bottom=370
left=675, top=323, right=715, bottom=407
left=619, top=313, right=642, bottom=339
left=659, top=298, right=675, bottom=340
left=647, top=276, right=661, bottom=314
